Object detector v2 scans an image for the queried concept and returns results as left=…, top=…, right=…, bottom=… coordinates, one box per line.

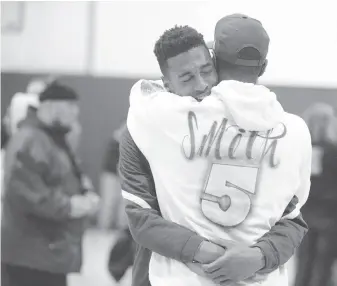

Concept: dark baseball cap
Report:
left=210, top=14, right=270, bottom=67
left=39, top=81, right=78, bottom=102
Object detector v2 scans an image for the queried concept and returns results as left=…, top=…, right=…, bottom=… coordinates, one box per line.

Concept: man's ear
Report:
left=209, top=49, right=217, bottom=68
left=258, top=59, right=268, bottom=77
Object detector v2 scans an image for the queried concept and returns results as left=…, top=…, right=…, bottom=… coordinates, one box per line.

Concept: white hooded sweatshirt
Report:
left=127, top=80, right=312, bottom=286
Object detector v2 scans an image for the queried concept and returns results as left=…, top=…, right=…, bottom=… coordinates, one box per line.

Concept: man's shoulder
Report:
left=282, top=112, right=311, bottom=149
left=283, top=112, right=309, bottom=132
left=139, top=79, right=165, bottom=95
left=4, top=126, right=53, bottom=175
left=10, top=125, right=53, bottom=156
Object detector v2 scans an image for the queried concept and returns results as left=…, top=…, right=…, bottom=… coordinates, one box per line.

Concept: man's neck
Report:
left=218, top=72, right=257, bottom=84
left=36, top=113, right=70, bottom=135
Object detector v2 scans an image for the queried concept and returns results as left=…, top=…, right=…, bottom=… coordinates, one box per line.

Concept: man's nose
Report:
left=195, top=75, right=208, bottom=92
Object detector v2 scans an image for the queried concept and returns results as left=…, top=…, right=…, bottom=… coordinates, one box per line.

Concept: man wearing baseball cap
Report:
left=210, top=14, right=269, bottom=84
left=121, top=15, right=311, bottom=286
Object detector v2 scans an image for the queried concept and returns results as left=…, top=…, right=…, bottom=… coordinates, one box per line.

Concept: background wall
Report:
left=2, top=1, right=337, bottom=87
left=1, top=1, right=90, bottom=73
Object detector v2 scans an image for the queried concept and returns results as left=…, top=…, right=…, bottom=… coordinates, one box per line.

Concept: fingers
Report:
left=82, top=192, right=100, bottom=215
left=205, top=268, right=225, bottom=280
left=244, top=273, right=267, bottom=283
left=211, top=276, right=232, bottom=286
left=208, top=272, right=235, bottom=285
left=210, top=238, right=236, bottom=249
left=70, top=196, right=89, bottom=218
left=82, top=176, right=94, bottom=191
left=219, top=280, right=233, bottom=286
left=203, top=261, right=221, bottom=274
left=185, top=262, right=207, bottom=277
left=86, top=192, right=100, bottom=204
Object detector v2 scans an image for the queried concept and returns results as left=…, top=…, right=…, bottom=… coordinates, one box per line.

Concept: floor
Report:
left=68, top=229, right=132, bottom=286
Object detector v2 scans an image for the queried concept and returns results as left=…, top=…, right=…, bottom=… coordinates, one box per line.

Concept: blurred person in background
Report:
left=6, top=93, right=40, bottom=136
left=1, top=120, right=11, bottom=149
left=1, top=120, right=11, bottom=211
left=1, top=77, right=55, bottom=205
left=98, top=122, right=127, bottom=230
left=1, top=119, right=10, bottom=196
left=98, top=122, right=135, bottom=285
left=1, top=90, right=40, bottom=207
left=295, top=103, right=337, bottom=286
left=66, top=118, right=83, bottom=156
left=26, top=77, right=49, bottom=95
left=107, top=227, right=135, bottom=285
left=1, top=81, right=100, bottom=286
left=2, top=77, right=46, bottom=141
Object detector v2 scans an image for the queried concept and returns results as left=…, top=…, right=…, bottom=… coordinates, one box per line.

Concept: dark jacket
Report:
left=302, top=141, right=337, bottom=231
left=103, top=136, right=120, bottom=175
left=119, top=128, right=308, bottom=286
left=1, top=117, right=88, bottom=274
left=108, top=229, right=135, bottom=282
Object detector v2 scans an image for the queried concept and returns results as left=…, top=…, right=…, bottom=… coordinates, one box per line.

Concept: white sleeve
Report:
left=127, top=79, right=192, bottom=154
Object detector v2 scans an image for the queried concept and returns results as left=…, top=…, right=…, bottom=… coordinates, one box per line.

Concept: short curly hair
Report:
left=154, top=25, right=207, bottom=74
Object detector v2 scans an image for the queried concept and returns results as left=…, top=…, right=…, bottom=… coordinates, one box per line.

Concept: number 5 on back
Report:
left=201, top=163, right=260, bottom=227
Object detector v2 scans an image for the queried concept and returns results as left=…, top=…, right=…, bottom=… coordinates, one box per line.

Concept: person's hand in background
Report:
left=81, top=175, right=94, bottom=192
left=70, top=192, right=100, bottom=218
left=85, top=191, right=100, bottom=216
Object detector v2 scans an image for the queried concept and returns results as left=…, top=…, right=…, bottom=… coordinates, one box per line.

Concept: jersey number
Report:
left=201, top=163, right=259, bottom=227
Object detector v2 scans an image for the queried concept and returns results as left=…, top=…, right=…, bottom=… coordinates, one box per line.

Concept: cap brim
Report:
left=206, top=40, right=214, bottom=49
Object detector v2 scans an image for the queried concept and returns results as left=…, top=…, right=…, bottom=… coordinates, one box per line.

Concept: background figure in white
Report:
left=1, top=77, right=51, bottom=198
left=1, top=87, right=41, bottom=212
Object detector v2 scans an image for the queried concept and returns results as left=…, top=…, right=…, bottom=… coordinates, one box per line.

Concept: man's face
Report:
left=53, top=100, right=80, bottom=128
left=67, top=120, right=82, bottom=152
left=310, top=114, right=332, bottom=140
left=163, top=46, right=218, bottom=100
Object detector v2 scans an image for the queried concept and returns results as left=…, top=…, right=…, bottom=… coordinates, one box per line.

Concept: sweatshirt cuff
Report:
left=254, top=240, right=280, bottom=272
left=180, top=234, right=205, bottom=263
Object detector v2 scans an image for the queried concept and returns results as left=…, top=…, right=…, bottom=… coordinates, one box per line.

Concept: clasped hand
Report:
left=187, top=239, right=265, bottom=285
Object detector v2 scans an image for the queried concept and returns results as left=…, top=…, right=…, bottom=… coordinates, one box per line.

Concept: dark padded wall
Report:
left=1, top=72, right=336, bottom=189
